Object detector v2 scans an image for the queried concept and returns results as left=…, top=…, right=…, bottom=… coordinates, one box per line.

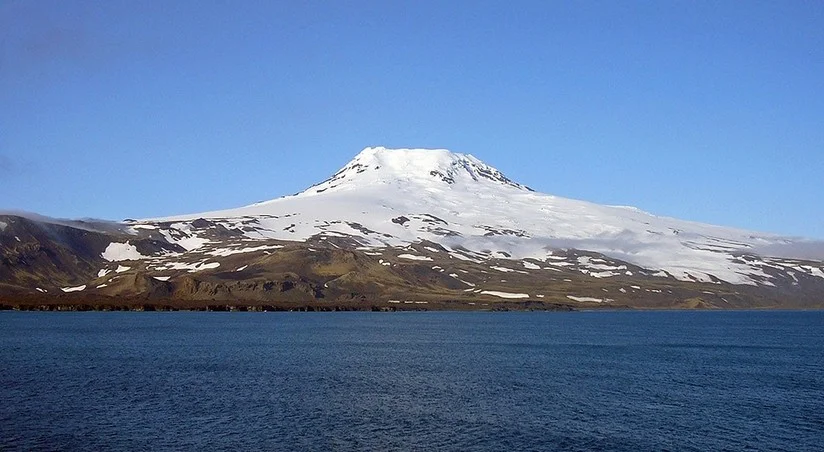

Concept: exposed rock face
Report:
left=0, top=216, right=110, bottom=291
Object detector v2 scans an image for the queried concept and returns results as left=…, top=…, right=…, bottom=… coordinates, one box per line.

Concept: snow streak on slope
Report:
left=148, top=147, right=819, bottom=286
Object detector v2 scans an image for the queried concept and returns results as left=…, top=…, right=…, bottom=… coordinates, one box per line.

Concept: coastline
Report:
left=2, top=297, right=820, bottom=312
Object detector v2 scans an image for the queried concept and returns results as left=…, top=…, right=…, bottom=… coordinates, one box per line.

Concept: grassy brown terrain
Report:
left=2, top=214, right=823, bottom=311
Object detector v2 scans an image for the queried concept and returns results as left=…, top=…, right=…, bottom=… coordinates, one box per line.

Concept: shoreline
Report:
left=2, top=301, right=821, bottom=312
left=0, top=301, right=578, bottom=312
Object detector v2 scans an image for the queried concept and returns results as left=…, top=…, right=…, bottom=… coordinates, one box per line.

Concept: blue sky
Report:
left=1, top=1, right=822, bottom=238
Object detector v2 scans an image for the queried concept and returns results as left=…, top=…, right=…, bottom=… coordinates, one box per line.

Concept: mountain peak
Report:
left=352, top=146, right=465, bottom=163
left=302, top=147, right=531, bottom=195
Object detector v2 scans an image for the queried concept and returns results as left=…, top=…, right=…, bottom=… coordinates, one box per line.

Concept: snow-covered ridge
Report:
left=142, top=147, right=824, bottom=286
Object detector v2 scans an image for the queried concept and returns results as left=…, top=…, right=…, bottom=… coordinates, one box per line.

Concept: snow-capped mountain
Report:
left=154, top=147, right=820, bottom=287
left=2, top=147, right=823, bottom=310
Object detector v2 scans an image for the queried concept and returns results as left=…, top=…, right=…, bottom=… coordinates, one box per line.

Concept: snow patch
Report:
left=159, top=225, right=210, bottom=251
left=449, top=273, right=476, bottom=286
left=176, top=236, right=210, bottom=251
left=398, top=253, right=433, bottom=261
left=802, top=266, right=824, bottom=279
left=207, top=244, right=283, bottom=257
left=164, top=261, right=220, bottom=273
left=102, top=242, right=148, bottom=262
left=61, top=285, right=86, bottom=293
left=480, top=290, right=529, bottom=299
left=449, top=252, right=481, bottom=263
left=583, top=270, right=620, bottom=278
left=490, top=265, right=528, bottom=274
left=566, top=295, right=611, bottom=303
left=545, top=256, right=568, bottom=261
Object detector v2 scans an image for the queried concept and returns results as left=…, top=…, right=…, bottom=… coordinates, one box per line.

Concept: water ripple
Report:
left=1, top=311, right=823, bottom=451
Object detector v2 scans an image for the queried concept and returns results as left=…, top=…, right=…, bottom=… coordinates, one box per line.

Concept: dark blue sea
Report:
left=1, top=311, right=823, bottom=451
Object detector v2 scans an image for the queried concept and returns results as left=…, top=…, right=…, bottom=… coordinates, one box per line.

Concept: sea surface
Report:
left=1, top=311, right=823, bottom=451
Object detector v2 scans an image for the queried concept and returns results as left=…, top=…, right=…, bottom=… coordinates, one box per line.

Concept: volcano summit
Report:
left=2, top=147, right=823, bottom=310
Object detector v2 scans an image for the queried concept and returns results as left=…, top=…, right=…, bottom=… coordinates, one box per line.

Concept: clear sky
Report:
left=1, top=0, right=822, bottom=238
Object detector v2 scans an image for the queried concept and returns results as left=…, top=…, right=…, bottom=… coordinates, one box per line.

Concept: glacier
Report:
left=140, top=146, right=822, bottom=286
